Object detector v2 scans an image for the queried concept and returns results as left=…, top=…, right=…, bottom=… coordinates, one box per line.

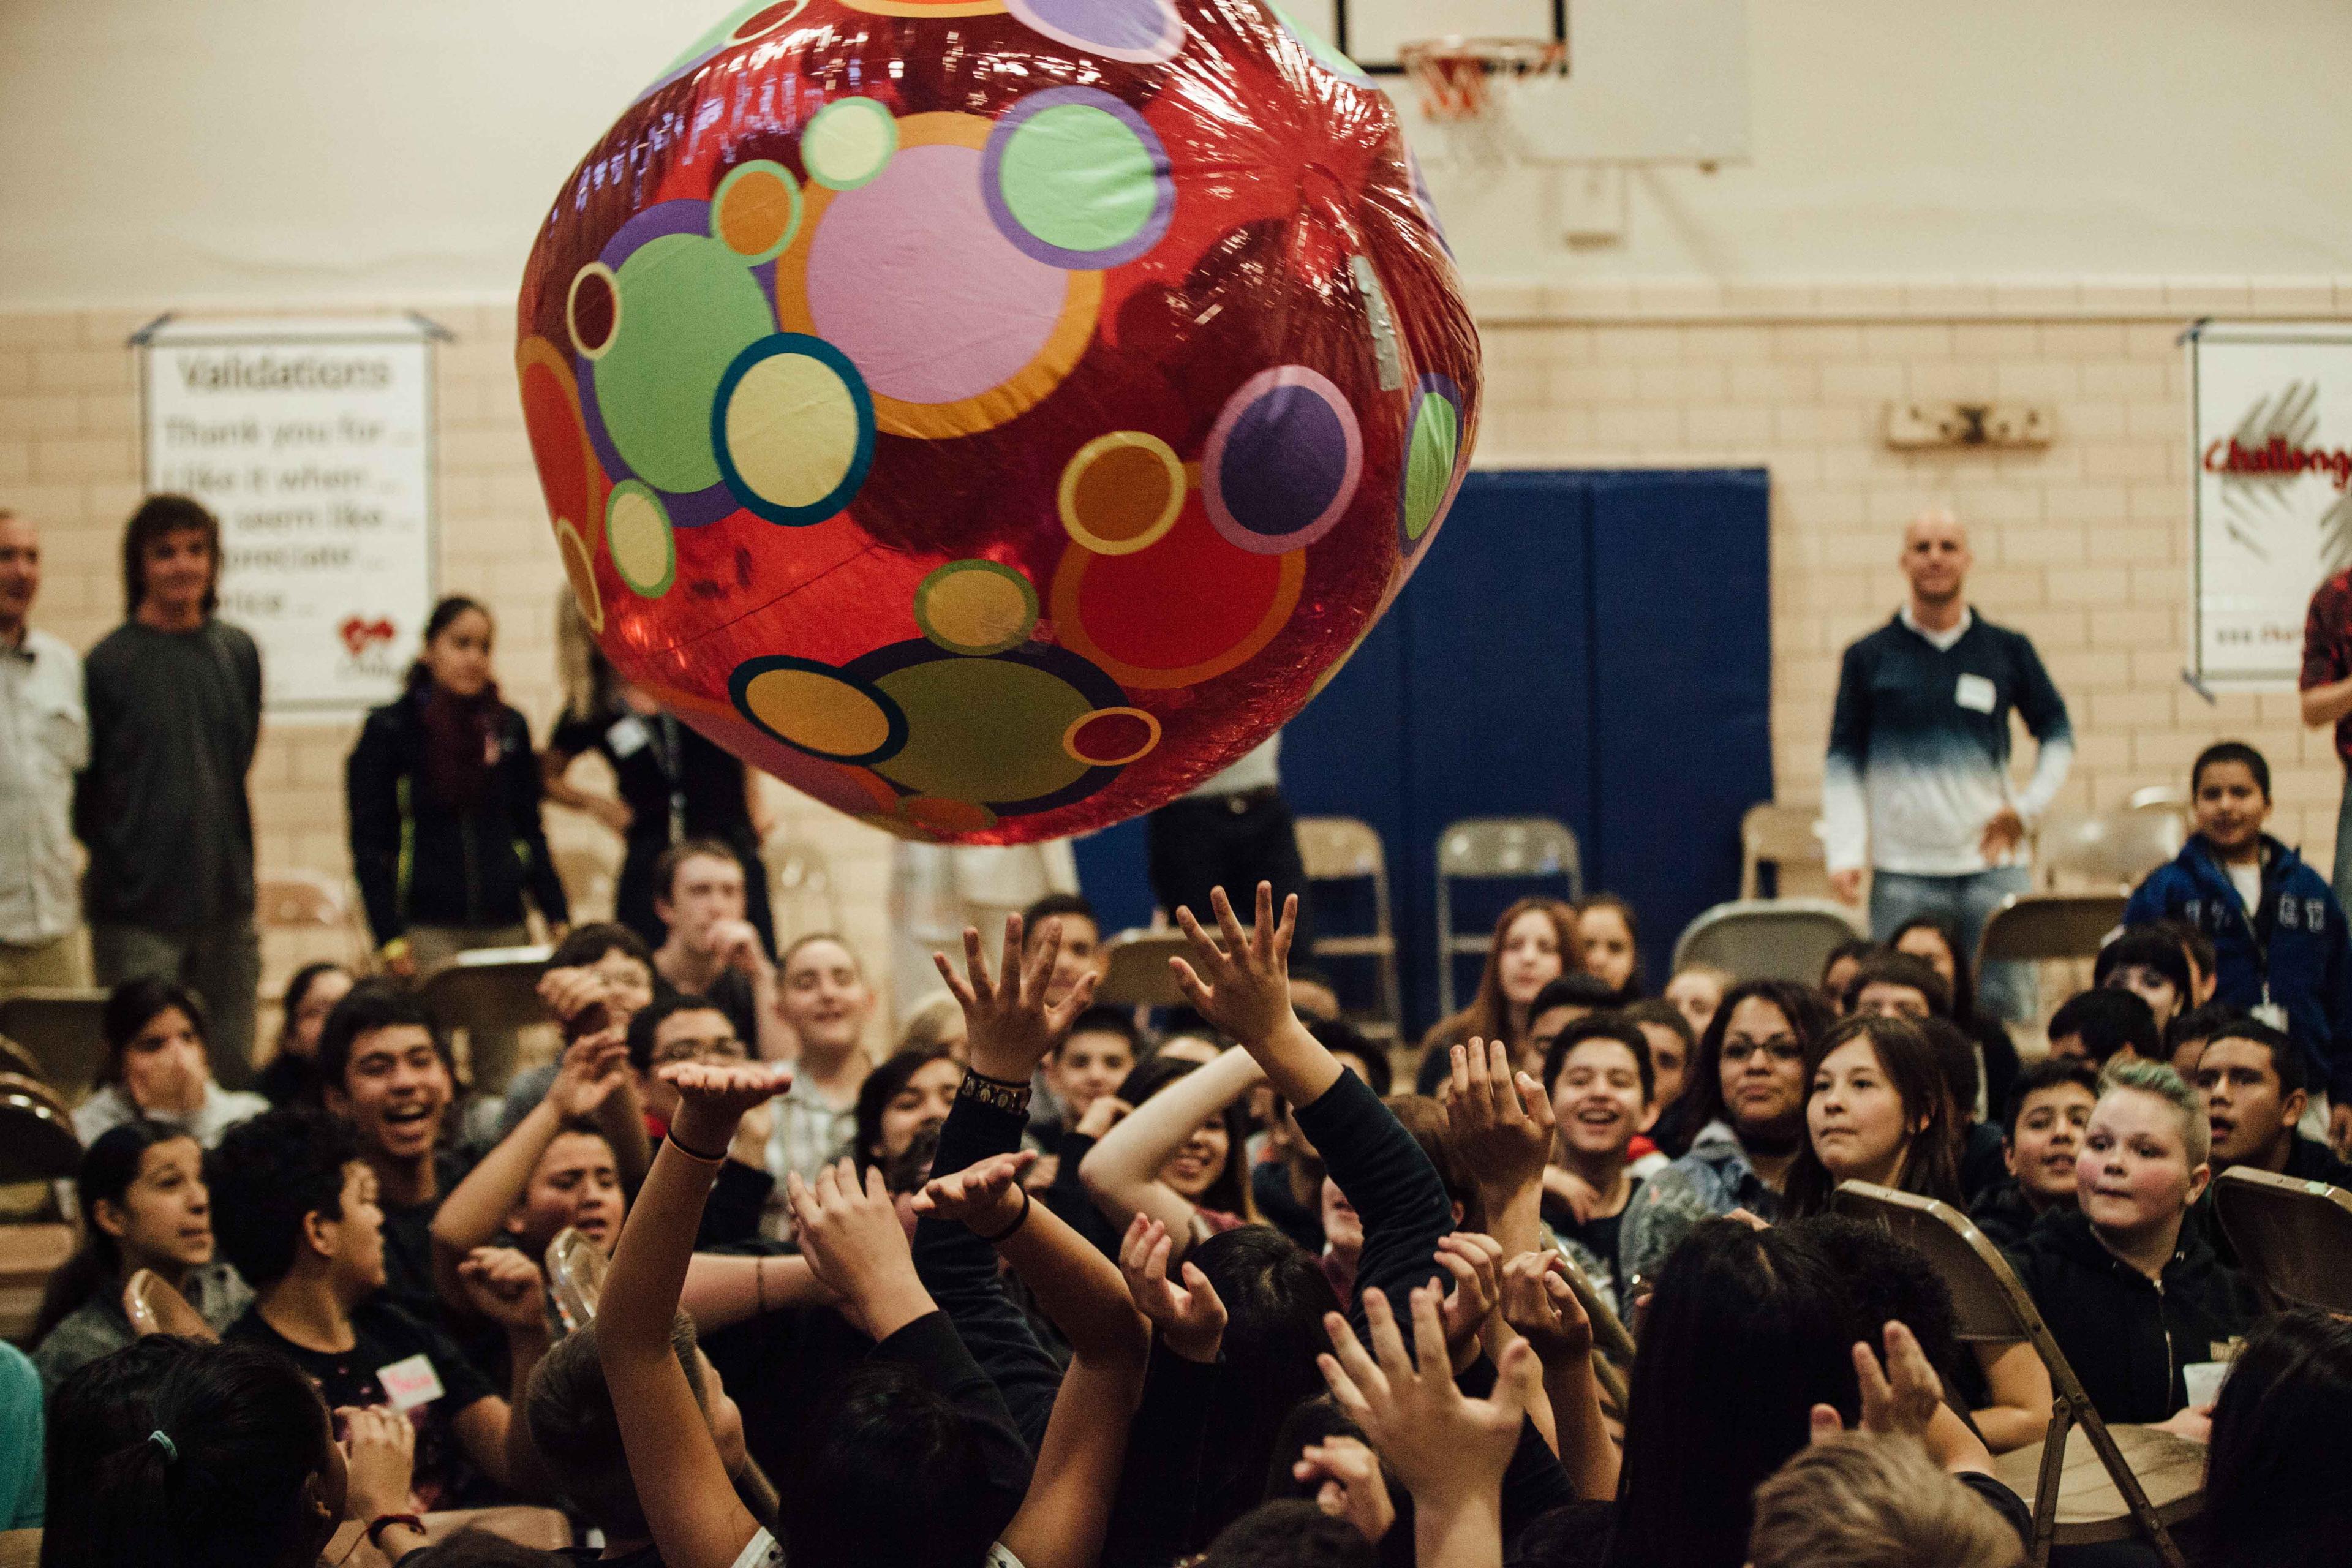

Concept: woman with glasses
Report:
left=1619, top=978, right=1834, bottom=1293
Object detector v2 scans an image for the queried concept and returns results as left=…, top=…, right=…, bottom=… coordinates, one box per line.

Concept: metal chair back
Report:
left=1434, top=817, right=1582, bottom=1017
left=766, top=834, right=843, bottom=940
left=1739, top=802, right=1826, bottom=899
left=1095, top=931, right=1193, bottom=1009
left=2038, top=806, right=2187, bottom=892
left=0, top=989, right=108, bottom=1105
left=2212, top=1166, right=2352, bottom=1316
left=123, top=1267, right=217, bottom=1341
left=553, top=843, right=622, bottom=926
left=1293, top=816, right=1403, bottom=1045
left=1834, top=1181, right=2197, bottom=1567
left=0, top=1072, right=80, bottom=1185
left=1975, top=892, right=2127, bottom=970
left=420, top=947, right=556, bottom=1039
left=1670, top=899, right=1864, bottom=984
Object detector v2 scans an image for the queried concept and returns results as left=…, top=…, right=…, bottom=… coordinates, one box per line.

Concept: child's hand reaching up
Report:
left=935, top=913, right=1099, bottom=1085
left=787, top=1158, right=936, bottom=1342
left=659, top=1060, right=793, bottom=1159
left=1169, top=883, right=1300, bottom=1050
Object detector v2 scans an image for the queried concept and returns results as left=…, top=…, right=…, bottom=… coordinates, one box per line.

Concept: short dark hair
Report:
left=2047, top=987, right=2161, bottom=1066
left=1306, top=1016, right=1392, bottom=1096
left=100, top=976, right=209, bottom=1088
left=2193, top=741, right=2271, bottom=801
left=1915, top=1016, right=1980, bottom=1124
left=782, top=1357, right=1014, bottom=1567
left=545, top=921, right=652, bottom=973
left=1820, top=936, right=1881, bottom=986
left=854, top=1045, right=957, bottom=1172
left=2198, top=1016, right=2307, bottom=1096
left=2002, top=1055, right=2102, bottom=1138
left=206, top=1109, right=360, bottom=1289
left=524, top=1314, right=707, bottom=1536
left=315, top=979, right=451, bottom=1092
left=653, top=837, right=746, bottom=904
left=624, top=990, right=738, bottom=1072
left=2166, top=999, right=2238, bottom=1058
left=2095, top=926, right=2194, bottom=997
left=1201, top=1498, right=1377, bottom=1567
left=1841, top=952, right=1951, bottom=1018
left=1528, top=972, right=1619, bottom=1020
left=2198, top=1308, right=2352, bottom=1566
left=1542, top=1013, right=1655, bottom=1103
left=121, top=493, right=221, bottom=615
left=1620, top=997, right=1698, bottom=1055
left=1021, top=891, right=1098, bottom=932
left=1057, top=1005, right=1142, bottom=1059
left=2149, top=916, right=2217, bottom=991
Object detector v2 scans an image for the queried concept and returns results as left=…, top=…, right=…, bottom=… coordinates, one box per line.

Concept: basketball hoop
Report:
left=1397, top=35, right=1568, bottom=164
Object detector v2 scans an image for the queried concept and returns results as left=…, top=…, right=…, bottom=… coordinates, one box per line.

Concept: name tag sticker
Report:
left=377, top=1353, right=446, bottom=1412
left=607, top=716, right=651, bottom=758
left=1954, top=674, right=1997, bottom=714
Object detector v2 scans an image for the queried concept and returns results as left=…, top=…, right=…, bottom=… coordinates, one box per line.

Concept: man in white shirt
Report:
left=0, top=510, right=89, bottom=989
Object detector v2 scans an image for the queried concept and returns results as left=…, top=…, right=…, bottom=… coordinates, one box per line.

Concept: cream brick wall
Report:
left=4, top=276, right=2350, bottom=1024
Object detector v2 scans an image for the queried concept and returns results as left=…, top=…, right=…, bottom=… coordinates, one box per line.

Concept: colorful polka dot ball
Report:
left=517, top=0, right=1479, bottom=843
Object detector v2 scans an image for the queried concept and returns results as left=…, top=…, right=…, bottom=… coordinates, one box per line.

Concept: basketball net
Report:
left=1398, top=36, right=1569, bottom=167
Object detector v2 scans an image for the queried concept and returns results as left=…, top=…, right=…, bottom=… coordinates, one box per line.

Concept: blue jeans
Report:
left=1869, top=866, right=2035, bottom=1023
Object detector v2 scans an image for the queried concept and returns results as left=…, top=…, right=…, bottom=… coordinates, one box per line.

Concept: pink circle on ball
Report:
left=805, top=143, right=1073, bottom=407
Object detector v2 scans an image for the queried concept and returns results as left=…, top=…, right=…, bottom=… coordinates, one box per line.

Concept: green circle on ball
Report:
left=804, top=97, right=898, bottom=191
left=999, top=104, right=1159, bottom=255
left=596, top=234, right=777, bottom=496
left=1403, top=394, right=1459, bottom=541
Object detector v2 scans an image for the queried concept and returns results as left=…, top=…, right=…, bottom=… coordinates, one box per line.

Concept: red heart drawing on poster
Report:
left=339, top=616, right=397, bottom=657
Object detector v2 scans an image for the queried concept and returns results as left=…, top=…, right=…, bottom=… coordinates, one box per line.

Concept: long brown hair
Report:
left=1782, top=1014, right=1963, bottom=1218
left=121, top=494, right=221, bottom=615
left=1424, top=896, right=1580, bottom=1056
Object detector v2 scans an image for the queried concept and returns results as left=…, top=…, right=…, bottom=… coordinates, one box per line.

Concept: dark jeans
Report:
left=1147, top=790, right=1313, bottom=950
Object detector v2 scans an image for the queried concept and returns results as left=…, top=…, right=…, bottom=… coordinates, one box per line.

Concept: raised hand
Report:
left=1074, top=1093, right=1131, bottom=1141
left=1809, top=1319, right=1943, bottom=1444
left=1319, top=1285, right=1540, bottom=1512
left=457, top=1246, right=550, bottom=1333
left=537, top=965, right=609, bottom=1027
left=1445, top=1039, right=1556, bottom=1200
left=1169, top=883, right=1298, bottom=1048
left=933, top=913, right=1100, bottom=1084
left=911, top=1151, right=1035, bottom=1233
left=710, top=918, right=767, bottom=978
left=1498, top=1251, right=1594, bottom=1367
left=547, top=1027, right=631, bottom=1120
left=1294, top=1434, right=1395, bottom=1545
left=786, top=1158, right=933, bottom=1340
left=658, top=1059, right=793, bottom=1156
left=1434, top=1232, right=1504, bottom=1362
left=337, top=1403, right=418, bottom=1522
left=1118, top=1214, right=1227, bottom=1362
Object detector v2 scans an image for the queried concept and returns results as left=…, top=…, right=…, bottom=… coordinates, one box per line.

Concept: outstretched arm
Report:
left=1167, top=883, right=1341, bottom=1107
left=1077, top=1044, right=1262, bottom=1248
left=598, top=1061, right=794, bottom=1568
left=679, top=1251, right=835, bottom=1334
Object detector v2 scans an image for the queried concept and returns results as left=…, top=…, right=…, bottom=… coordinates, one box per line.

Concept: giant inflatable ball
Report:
left=517, top=0, right=1479, bottom=843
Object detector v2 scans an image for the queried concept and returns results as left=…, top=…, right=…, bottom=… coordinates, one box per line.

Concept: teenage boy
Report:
left=317, top=981, right=468, bottom=1326
left=2094, top=927, right=2194, bottom=1035
left=211, top=1109, right=546, bottom=1508
left=2193, top=1018, right=2352, bottom=1186
left=2125, top=741, right=2352, bottom=1152
left=2010, top=1062, right=2260, bottom=1424
left=627, top=993, right=774, bottom=1246
left=0, top=508, right=89, bottom=990
left=2044, top=989, right=2160, bottom=1068
left=1539, top=1015, right=1654, bottom=1295
left=78, top=496, right=263, bottom=1084
left=650, top=839, right=788, bottom=1061
left=1014, top=892, right=1109, bottom=1129
left=1966, top=1057, right=2098, bottom=1248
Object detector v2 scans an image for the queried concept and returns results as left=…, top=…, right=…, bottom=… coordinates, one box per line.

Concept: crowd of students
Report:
left=6, top=494, right=2352, bottom=1565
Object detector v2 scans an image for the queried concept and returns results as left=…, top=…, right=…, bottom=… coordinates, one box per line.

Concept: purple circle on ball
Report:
left=1202, top=368, right=1363, bottom=556
left=981, top=86, right=1175, bottom=271
left=1008, top=0, right=1185, bottom=64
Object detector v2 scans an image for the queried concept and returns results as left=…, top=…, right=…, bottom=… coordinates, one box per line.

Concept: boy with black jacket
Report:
left=2009, top=1061, right=2259, bottom=1424
left=2124, top=741, right=2352, bottom=1152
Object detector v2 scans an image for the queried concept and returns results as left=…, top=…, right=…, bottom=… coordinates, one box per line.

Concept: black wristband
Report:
left=665, top=1130, right=729, bottom=1164
left=976, top=1185, right=1032, bottom=1245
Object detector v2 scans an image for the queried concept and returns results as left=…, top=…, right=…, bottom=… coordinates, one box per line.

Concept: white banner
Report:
left=139, top=316, right=439, bottom=720
left=2189, top=320, right=2352, bottom=688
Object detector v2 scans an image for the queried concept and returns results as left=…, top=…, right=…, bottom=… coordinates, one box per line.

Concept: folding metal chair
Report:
left=1095, top=930, right=1193, bottom=1009
left=0, top=989, right=108, bottom=1106
left=1834, top=1180, right=2201, bottom=1567
left=2212, top=1165, right=2352, bottom=1315
left=1975, top=892, right=2127, bottom=974
left=1434, top=817, right=1581, bottom=1017
left=1293, top=816, right=1403, bottom=1046
left=1739, top=802, right=1827, bottom=900
left=764, top=833, right=843, bottom=942
left=552, top=842, right=622, bottom=927
left=2037, top=805, right=2187, bottom=892
left=1670, top=899, right=1865, bottom=984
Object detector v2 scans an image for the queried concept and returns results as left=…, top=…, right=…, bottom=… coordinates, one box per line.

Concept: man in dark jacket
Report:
left=2010, top=1060, right=2259, bottom=1423
left=2184, top=1017, right=2352, bottom=1265
left=2123, top=741, right=2352, bottom=1152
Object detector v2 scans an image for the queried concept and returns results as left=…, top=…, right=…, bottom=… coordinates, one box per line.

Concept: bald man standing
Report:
left=1824, top=510, right=2073, bottom=1022
left=0, top=508, right=90, bottom=989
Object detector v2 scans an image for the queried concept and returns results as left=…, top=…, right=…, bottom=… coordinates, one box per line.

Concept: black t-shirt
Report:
left=228, top=1298, right=497, bottom=1510
left=1545, top=1177, right=1643, bottom=1283
left=550, top=710, right=752, bottom=845
left=654, top=969, right=759, bottom=1055
left=377, top=1146, right=479, bottom=1329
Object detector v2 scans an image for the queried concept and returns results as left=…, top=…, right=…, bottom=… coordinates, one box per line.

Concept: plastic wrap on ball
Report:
left=517, top=0, right=1479, bottom=843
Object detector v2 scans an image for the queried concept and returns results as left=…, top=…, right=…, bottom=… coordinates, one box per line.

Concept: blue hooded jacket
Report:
left=2123, top=832, right=2352, bottom=1101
